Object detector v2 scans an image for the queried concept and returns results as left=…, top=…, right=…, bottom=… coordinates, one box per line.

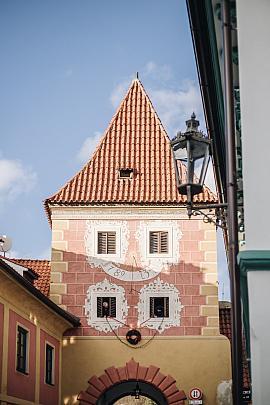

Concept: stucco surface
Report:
left=62, top=336, right=231, bottom=405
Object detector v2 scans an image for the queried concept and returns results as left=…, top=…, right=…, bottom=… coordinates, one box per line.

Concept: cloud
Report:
left=0, top=158, right=37, bottom=204
left=77, top=131, right=102, bottom=163
left=110, top=63, right=204, bottom=137
left=110, top=79, right=131, bottom=108
left=144, top=61, right=172, bottom=82
left=148, top=80, right=204, bottom=137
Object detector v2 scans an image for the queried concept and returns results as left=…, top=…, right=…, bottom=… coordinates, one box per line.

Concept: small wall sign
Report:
left=189, top=388, right=203, bottom=404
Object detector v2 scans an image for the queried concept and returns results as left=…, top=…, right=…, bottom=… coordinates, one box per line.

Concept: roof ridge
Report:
left=134, top=78, right=171, bottom=143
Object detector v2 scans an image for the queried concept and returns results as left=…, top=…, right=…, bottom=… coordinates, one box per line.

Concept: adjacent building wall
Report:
left=237, top=0, right=270, bottom=251
left=0, top=271, right=68, bottom=405
left=237, top=2, right=270, bottom=403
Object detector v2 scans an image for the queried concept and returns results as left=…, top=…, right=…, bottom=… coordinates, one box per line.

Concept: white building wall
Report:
left=237, top=0, right=270, bottom=250
left=237, top=2, right=270, bottom=403
left=247, top=271, right=270, bottom=405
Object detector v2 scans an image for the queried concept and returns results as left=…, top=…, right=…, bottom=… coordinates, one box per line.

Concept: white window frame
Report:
left=85, top=279, right=129, bottom=333
left=137, top=278, right=183, bottom=333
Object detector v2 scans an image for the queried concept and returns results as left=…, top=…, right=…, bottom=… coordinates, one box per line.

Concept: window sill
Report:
left=16, top=369, right=29, bottom=375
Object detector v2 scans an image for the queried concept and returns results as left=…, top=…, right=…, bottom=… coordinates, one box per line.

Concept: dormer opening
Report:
left=118, top=168, right=134, bottom=179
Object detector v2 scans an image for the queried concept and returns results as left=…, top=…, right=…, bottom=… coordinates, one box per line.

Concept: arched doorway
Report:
left=77, top=359, right=186, bottom=405
left=96, top=380, right=166, bottom=404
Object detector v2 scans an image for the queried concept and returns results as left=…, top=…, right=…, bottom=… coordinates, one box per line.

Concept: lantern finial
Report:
left=186, top=112, right=200, bottom=132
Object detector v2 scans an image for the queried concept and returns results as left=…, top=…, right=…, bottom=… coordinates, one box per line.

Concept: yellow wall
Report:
left=62, top=335, right=231, bottom=405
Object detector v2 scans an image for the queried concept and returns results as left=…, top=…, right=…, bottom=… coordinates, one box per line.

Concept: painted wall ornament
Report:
left=84, top=219, right=182, bottom=282
left=137, top=278, right=183, bottom=333
left=84, top=279, right=129, bottom=333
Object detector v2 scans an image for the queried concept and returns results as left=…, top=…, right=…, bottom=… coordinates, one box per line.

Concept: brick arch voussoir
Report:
left=78, top=358, right=187, bottom=405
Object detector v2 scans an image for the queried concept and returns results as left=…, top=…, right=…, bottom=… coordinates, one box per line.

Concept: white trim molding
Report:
left=137, top=278, right=183, bottom=333
left=84, top=279, right=129, bottom=333
left=50, top=206, right=188, bottom=220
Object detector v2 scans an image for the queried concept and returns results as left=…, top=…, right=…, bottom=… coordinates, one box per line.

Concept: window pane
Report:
left=97, top=297, right=116, bottom=318
left=16, top=326, right=28, bottom=373
left=45, top=344, right=54, bottom=385
left=150, top=297, right=169, bottom=318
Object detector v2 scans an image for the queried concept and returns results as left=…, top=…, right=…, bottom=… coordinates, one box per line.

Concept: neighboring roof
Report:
left=0, top=257, right=38, bottom=281
left=0, top=258, right=80, bottom=327
left=44, top=79, right=216, bottom=220
left=14, top=259, right=50, bottom=296
left=219, top=302, right=250, bottom=389
left=6, top=258, right=51, bottom=296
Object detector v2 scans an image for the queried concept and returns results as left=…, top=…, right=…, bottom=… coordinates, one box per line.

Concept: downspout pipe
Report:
left=222, top=1, right=243, bottom=403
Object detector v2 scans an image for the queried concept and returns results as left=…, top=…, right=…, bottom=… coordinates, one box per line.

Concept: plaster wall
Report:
left=0, top=270, right=69, bottom=404
left=7, top=310, right=37, bottom=402
left=237, top=0, right=270, bottom=250
left=50, top=207, right=220, bottom=337
left=61, top=336, right=231, bottom=405
left=39, top=329, right=60, bottom=405
left=247, top=271, right=270, bottom=405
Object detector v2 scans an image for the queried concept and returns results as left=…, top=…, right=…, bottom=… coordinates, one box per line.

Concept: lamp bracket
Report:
left=186, top=203, right=228, bottom=230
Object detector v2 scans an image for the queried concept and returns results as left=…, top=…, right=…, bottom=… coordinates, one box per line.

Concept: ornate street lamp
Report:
left=171, top=113, right=227, bottom=228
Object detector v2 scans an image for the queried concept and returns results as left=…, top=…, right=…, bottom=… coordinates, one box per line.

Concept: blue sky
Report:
left=0, top=0, right=230, bottom=299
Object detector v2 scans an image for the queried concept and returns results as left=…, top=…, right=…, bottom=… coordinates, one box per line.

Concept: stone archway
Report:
left=77, top=358, right=186, bottom=405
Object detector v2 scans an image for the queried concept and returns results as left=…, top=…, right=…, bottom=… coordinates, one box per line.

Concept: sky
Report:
left=0, top=0, right=230, bottom=299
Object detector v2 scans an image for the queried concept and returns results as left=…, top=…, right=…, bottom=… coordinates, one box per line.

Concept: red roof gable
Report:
left=45, top=79, right=216, bottom=219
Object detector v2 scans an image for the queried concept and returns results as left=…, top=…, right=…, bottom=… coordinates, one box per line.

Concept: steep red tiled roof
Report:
left=219, top=302, right=251, bottom=389
left=44, top=79, right=216, bottom=219
left=11, top=259, right=51, bottom=297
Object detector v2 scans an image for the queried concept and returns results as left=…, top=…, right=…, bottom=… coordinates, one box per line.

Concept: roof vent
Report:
left=119, top=168, right=134, bottom=179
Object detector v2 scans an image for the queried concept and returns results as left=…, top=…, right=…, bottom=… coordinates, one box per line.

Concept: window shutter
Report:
left=160, top=232, right=168, bottom=253
left=150, top=232, right=159, bottom=254
left=98, top=232, right=116, bottom=254
left=107, top=232, right=116, bottom=254
left=150, top=231, right=168, bottom=254
left=109, top=297, right=116, bottom=318
left=97, top=297, right=103, bottom=317
left=150, top=297, right=155, bottom=317
left=164, top=297, right=169, bottom=317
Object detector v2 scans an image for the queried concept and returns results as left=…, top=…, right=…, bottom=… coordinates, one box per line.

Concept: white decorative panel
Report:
left=135, top=221, right=182, bottom=273
left=84, top=279, right=129, bottom=333
left=85, top=220, right=129, bottom=263
left=137, top=278, right=183, bottom=333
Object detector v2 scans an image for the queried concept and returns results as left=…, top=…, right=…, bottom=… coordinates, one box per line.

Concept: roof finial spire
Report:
left=136, top=71, right=139, bottom=79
